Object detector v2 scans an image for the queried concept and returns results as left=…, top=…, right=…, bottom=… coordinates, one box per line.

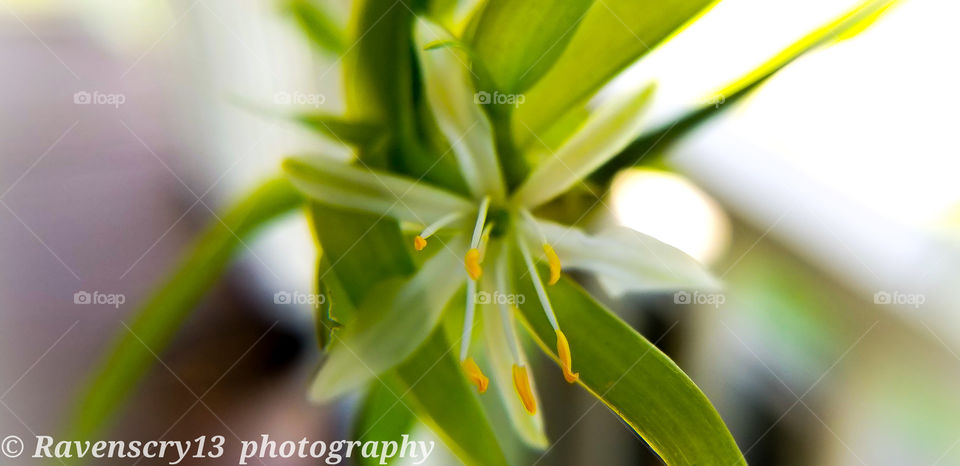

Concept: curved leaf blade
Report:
left=353, top=376, right=417, bottom=466
left=593, top=0, right=900, bottom=182
left=295, top=113, right=383, bottom=146
left=469, top=0, right=594, bottom=94
left=515, top=0, right=718, bottom=139
left=284, top=0, right=346, bottom=54
left=309, top=238, right=467, bottom=402
left=394, top=326, right=509, bottom=466
left=514, top=275, right=745, bottom=464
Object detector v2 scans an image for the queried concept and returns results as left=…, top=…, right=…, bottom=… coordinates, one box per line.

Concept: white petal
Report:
left=284, top=156, right=474, bottom=225
left=532, top=219, right=721, bottom=295
left=512, top=84, right=655, bottom=208
left=480, top=250, right=548, bottom=448
left=414, top=18, right=505, bottom=201
left=309, top=238, right=468, bottom=402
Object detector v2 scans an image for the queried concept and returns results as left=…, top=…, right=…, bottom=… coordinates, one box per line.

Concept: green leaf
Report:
left=511, top=84, right=654, bottom=208
left=64, top=178, right=303, bottom=441
left=591, top=0, right=900, bottom=183
left=469, top=0, right=594, bottom=94
left=514, top=275, right=745, bottom=464
left=283, top=0, right=346, bottom=54
left=353, top=376, right=417, bottom=466
left=295, top=113, right=383, bottom=146
left=514, top=0, right=718, bottom=140
left=283, top=156, right=474, bottom=225
left=308, top=204, right=414, bottom=305
left=394, top=325, right=509, bottom=466
left=481, top=287, right=548, bottom=448
left=312, top=259, right=340, bottom=350
left=309, top=238, right=467, bottom=402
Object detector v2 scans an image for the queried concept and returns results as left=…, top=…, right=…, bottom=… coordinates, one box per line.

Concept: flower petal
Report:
left=284, top=156, right=473, bottom=225
left=532, top=219, right=720, bottom=295
left=512, top=84, right=655, bottom=208
left=481, top=252, right=548, bottom=448
left=414, top=19, right=506, bottom=201
left=309, top=237, right=468, bottom=402
left=484, top=306, right=548, bottom=447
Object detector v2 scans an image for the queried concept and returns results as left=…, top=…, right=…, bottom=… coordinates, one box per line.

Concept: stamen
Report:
left=465, top=248, right=483, bottom=280
left=521, top=209, right=561, bottom=285
left=543, top=244, right=562, bottom=285
left=461, top=279, right=479, bottom=361
left=555, top=330, right=579, bottom=383
left=470, top=197, right=492, bottom=248
left=464, top=197, right=491, bottom=280
left=520, top=239, right=579, bottom=383
left=414, top=212, right=462, bottom=251
left=512, top=365, right=537, bottom=414
left=461, top=357, right=489, bottom=393
left=518, top=239, right=559, bottom=330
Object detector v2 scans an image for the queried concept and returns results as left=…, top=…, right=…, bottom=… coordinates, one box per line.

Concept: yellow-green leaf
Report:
left=394, top=325, right=509, bottom=466
left=469, top=0, right=594, bottom=94
left=514, top=0, right=718, bottom=140
left=514, top=274, right=745, bottom=464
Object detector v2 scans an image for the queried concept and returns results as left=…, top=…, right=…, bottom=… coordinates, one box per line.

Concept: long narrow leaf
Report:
left=296, top=113, right=383, bottom=146
left=468, top=0, right=594, bottom=94
left=284, top=0, right=346, bottom=54
left=64, top=178, right=303, bottom=441
left=394, top=325, right=509, bottom=466
left=353, top=375, right=417, bottom=466
left=514, top=0, right=718, bottom=140
left=514, top=273, right=745, bottom=464
left=593, top=0, right=900, bottom=183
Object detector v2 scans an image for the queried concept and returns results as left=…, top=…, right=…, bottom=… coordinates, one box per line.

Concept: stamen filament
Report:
left=464, top=196, right=491, bottom=280
left=519, top=238, right=578, bottom=383
left=460, top=279, right=479, bottom=361
left=518, top=239, right=559, bottom=330
left=521, top=209, right=562, bottom=285
left=471, top=197, right=492, bottom=248
left=414, top=212, right=462, bottom=251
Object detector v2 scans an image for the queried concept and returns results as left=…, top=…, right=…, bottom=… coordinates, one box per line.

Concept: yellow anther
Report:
left=414, top=235, right=427, bottom=251
left=543, top=244, right=561, bottom=285
left=512, top=364, right=537, bottom=414
left=555, top=330, right=579, bottom=383
left=465, top=248, right=483, bottom=280
left=461, top=357, right=488, bottom=393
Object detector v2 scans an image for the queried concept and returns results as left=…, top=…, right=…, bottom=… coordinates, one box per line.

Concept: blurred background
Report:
left=1, top=0, right=958, bottom=464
